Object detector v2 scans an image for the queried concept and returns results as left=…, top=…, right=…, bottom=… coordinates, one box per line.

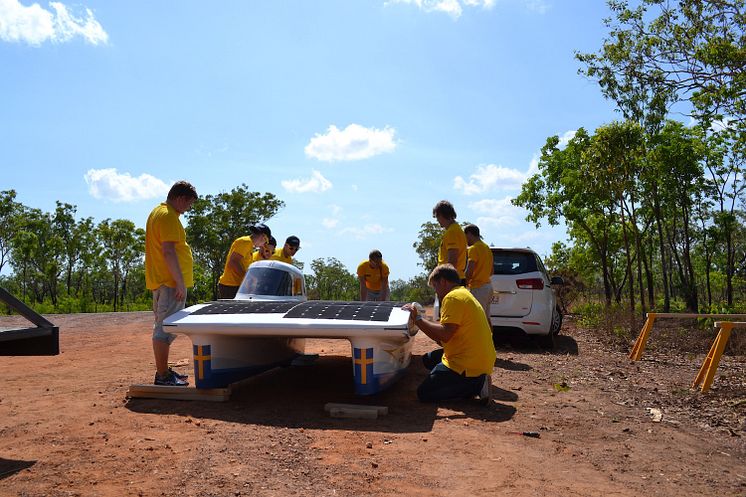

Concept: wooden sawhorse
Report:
left=692, top=321, right=744, bottom=393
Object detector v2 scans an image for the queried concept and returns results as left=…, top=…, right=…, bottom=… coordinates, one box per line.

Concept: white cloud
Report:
left=321, top=204, right=342, bottom=229
left=305, top=124, right=396, bottom=162
left=387, top=0, right=546, bottom=19
left=322, top=218, right=339, bottom=229
left=469, top=197, right=526, bottom=228
left=339, top=223, right=390, bottom=240
left=281, top=170, right=332, bottom=193
left=84, top=168, right=169, bottom=203
left=0, top=0, right=108, bottom=46
left=557, top=129, right=576, bottom=149
left=454, top=164, right=526, bottom=195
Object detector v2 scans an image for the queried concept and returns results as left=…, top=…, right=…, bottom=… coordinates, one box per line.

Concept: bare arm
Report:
left=162, top=241, right=186, bottom=301
left=228, top=252, right=245, bottom=279
left=359, top=277, right=368, bottom=301
left=381, top=275, right=390, bottom=301
left=465, top=260, right=475, bottom=285
left=403, top=304, right=457, bottom=343
left=447, top=248, right=459, bottom=268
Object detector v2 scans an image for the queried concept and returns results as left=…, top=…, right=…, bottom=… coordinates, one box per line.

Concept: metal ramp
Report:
left=0, top=287, right=59, bottom=356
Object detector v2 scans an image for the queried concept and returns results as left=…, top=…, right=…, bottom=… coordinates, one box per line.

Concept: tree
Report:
left=0, top=190, right=23, bottom=274
left=412, top=221, right=442, bottom=273
left=98, top=219, right=145, bottom=311
left=305, top=258, right=358, bottom=300
left=186, top=184, right=284, bottom=300
left=577, top=0, right=746, bottom=132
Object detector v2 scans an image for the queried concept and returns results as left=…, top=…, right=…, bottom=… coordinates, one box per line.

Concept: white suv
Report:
left=489, top=247, right=563, bottom=348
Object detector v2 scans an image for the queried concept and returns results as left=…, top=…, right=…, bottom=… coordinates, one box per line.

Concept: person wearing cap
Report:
left=357, top=249, right=390, bottom=301
left=253, top=236, right=277, bottom=262
left=217, top=223, right=271, bottom=299
left=272, top=235, right=300, bottom=264
left=464, top=224, right=494, bottom=321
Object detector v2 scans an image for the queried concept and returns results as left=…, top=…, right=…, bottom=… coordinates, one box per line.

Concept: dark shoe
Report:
left=154, top=371, right=188, bottom=386
left=477, top=375, right=491, bottom=405
left=168, top=367, right=188, bottom=380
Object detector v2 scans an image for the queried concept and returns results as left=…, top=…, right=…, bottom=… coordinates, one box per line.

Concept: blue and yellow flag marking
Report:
left=193, top=344, right=212, bottom=380
left=353, top=347, right=375, bottom=385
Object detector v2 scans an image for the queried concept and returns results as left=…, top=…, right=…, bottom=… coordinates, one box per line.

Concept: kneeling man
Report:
left=404, top=264, right=495, bottom=403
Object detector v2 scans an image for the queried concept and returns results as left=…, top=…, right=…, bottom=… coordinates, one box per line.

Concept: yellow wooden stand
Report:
left=127, top=384, right=232, bottom=402
left=692, top=321, right=742, bottom=393
left=629, top=313, right=746, bottom=361
left=629, top=313, right=657, bottom=360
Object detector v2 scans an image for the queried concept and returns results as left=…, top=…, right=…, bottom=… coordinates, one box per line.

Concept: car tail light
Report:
left=516, top=278, right=544, bottom=290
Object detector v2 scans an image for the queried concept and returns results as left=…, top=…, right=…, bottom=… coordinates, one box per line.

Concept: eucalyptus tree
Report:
left=515, top=128, right=624, bottom=305
left=0, top=190, right=25, bottom=275
left=97, top=219, right=145, bottom=311
left=578, top=0, right=746, bottom=133
left=305, top=258, right=358, bottom=301
left=412, top=221, right=442, bottom=274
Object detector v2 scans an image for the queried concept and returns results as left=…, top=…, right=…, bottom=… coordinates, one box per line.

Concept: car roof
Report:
left=489, top=247, right=538, bottom=255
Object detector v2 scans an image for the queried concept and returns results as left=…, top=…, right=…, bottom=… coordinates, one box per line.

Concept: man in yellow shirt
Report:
left=271, top=235, right=300, bottom=264
left=357, top=249, right=390, bottom=301
left=464, top=224, right=494, bottom=321
left=217, top=223, right=271, bottom=299
left=433, top=200, right=467, bottom=282
left=403, top=264, right=495, bottom=403
left=145, top=180, right=198, bottom=386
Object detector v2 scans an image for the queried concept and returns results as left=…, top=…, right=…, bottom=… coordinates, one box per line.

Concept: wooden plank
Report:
left=328, top=407, right=378, bottom=419
left=714, top=321, right=746, bottom=328
left=324, top=402, right=388, bottom=415
left=127, top=384, right=231, bottom=402
left=649, top=313, right=746, bottom=319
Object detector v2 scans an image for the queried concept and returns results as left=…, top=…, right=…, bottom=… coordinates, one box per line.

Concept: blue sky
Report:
left=1, top=0, right=619, bottom=281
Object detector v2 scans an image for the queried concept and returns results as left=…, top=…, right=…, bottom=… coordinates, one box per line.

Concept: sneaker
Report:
left=168, top=367, right=188, bottom=380
left=154, top=371, right=189, bottom=387
left=477, top=375, right=491, bottom=405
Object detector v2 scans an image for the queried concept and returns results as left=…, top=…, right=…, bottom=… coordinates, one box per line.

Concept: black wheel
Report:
left=550, top=306, right=563, bottom=336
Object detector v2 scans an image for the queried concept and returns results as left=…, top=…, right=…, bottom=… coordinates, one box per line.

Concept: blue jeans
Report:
left=417, top=349, right=486, bottom=403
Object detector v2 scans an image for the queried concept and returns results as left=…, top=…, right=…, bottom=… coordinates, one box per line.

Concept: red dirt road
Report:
left=0, top=311, right=744, bottom=496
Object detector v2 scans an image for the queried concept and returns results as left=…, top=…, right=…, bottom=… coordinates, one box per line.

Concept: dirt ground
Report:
left=0, top=310, right=745, bottom=497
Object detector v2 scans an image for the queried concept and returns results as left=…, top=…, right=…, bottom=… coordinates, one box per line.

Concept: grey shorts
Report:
left=469, top=283, right=492, bottom=315
left=152, top=286, right=185, bottom=344
left=365, top=290, right=382, bottom=301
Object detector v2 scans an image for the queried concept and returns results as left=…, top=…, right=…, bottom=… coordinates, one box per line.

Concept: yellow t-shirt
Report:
left=440, top=286, right=496, bottom=376
left=145, top=202, right=193, bottom=290
left=467, top=239, right=494, bottom=288
left=271, top=248, right=292, bottom=264
left=252, top=249, right=271, bottom=263
left=218, top=236, right=255, bottom=286
left=438, top=223, right=467, bottom=279
left=357, top=260, right=390, bottom=291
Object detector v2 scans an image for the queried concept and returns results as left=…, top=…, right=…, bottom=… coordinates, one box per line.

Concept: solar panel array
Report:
left=284, top=301, right=404, bottom=322
left=192, top=301, right=299, bottom=315
left=190, top=300, right=407, bottom=322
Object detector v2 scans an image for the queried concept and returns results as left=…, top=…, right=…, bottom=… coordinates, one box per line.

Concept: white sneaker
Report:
left=477, top=375, right=491, bottom=405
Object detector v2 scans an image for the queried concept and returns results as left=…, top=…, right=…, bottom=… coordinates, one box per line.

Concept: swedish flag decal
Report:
left=353, top=347, right=379, bottom=395
left=193, top=344, right=212, bottom=381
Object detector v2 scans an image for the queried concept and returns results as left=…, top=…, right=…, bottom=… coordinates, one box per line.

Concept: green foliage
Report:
left=389, top=274, right=433, bottom=304
left=305, top=258, right=358, bottom=300
left=412, top=221, right=442, bottom=273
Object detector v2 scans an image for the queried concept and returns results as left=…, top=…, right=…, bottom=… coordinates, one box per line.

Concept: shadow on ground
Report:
left=125, top=354, right=516, bottom=432
left=0, top=458, right=35, bottom=480
left=493, top=330, right=579, bottom=356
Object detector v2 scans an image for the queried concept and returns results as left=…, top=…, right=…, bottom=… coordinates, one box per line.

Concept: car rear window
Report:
left=492, top=251, right=538, bottom=275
